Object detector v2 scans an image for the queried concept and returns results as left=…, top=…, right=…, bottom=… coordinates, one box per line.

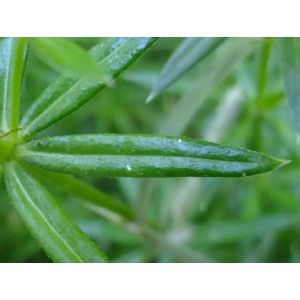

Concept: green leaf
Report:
left=23, top=164, right=136, bottom=221
left=17, top=134, right=288, bottom=178
left=4, top=161, right=108, bottom=262
left=158, top=38, right=262, bottom=136
left=278, top=38, right=300, bottom=136
left=256, top=38, right=272, bottom=98
left=27, top=37, right=110, bottom=82
left=0, top=38, right=14, bottom=132
left=147, top=37, right=227, bottom=102
left=20, top=38, right=158, bottom=140
left=187, top=214, right=297, bottom=246
left=78, top=219, right=143, bottom=247
left=0, top=38, right=27, bottom=133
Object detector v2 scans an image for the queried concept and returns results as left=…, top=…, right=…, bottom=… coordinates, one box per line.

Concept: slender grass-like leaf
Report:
left=23, top=164, right=136, bottom=221
left=27, top=37, right=110, bottom=82
left=4, top=161, right=108, bottom=262
left=158, top=38, right=262, bottom=136
left=257, top=38, right=272, bottom=98
left=279, top=38, right=300, bottom=136
left=20, top=38, right=158, bottom=140
left=0, top=38, right=14, bottom=132
left=187, top=214, right=298, bottom=247
left=147, top=37, right=227, bottom=102
left=0, top=38, right=27, bottom=132
left=17, top=134, right=288, bottom=178
left=78, top=219, right=143, bottom=247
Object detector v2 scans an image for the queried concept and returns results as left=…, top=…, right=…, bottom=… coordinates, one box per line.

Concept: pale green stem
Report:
left=257, top=38, right=272, bottom=98
left=9, top=38, right=26, bottom=140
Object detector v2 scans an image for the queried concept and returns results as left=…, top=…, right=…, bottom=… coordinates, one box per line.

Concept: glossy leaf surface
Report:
left=147, top=37, right=227, bottom=102
left=20, top=38, right=158, bottom=140
left=279, top=38, right=300, bottom=135
left=0, top=38, right=27, bottom=132
left=27, top=37, right=110, bottom=82
left=4, top=161, right=108, bottom=262
left=17, top=134, right=287, bottom=178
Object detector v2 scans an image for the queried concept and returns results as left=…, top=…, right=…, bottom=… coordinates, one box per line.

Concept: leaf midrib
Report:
left=19, top=150, right=261, bottom=164
left=10, top=168, right=85, bottom=262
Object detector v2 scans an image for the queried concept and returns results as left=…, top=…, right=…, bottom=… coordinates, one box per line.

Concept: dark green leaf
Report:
left=279, top=38, right=300, bottom=136
left=27, top=37, right=110, bottom=82
left=17, top=134, right=288, bottom=178
left=20, top=38, right=158, bottom=140
left=4, top=161, right=108, bottom=263
left=147, top=37, right=227, bottom=102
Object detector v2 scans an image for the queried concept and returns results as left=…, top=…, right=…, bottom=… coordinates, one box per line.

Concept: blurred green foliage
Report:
left=1, top=37, right=300, bottom=262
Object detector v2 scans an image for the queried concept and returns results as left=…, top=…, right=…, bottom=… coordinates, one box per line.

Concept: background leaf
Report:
left=4, top=161, right=108, bottom=263
left=147, top=37, right=227, bottom=102
left=27, top=37, right=110, bottom=82
left=157, top=38, right=261, bottom=136
left=187, top=214, right=298, bottom=246
left=279, top=37, right=300, bottom=137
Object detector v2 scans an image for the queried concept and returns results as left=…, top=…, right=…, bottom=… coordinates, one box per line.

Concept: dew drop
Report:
left=127, top=165, right=132, bottom=171
left=178, top=139, right=182, bottom=143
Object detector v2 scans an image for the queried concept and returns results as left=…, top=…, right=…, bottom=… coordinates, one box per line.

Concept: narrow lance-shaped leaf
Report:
left=17, top=134, right=288, bottom=178
left=4, top=161, right=108, bottom=263
left=20, top=38, right=158, bottom=140
left=147, top=37, right=227, bottom=102
left=0, top=38, right=27, bottom=132
left=27, top=37, right=110, bottom=82
left=0, top=38, right=14, bottom=132
left=279, top=38, right=300, bottom=137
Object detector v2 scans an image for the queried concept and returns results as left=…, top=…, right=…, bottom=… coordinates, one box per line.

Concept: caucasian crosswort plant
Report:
left=0, top=37, right=293, bottom=262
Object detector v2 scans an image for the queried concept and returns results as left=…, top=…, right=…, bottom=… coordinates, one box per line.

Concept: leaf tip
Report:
left=276, top=158, right=291, bottom=169
left=146, top=92, right=156, bottom=103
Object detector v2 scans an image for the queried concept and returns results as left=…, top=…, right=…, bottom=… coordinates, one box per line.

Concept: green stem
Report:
left=9, top=38, right=26, bottom=139
left=257, top=38, right=272, bottom=98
